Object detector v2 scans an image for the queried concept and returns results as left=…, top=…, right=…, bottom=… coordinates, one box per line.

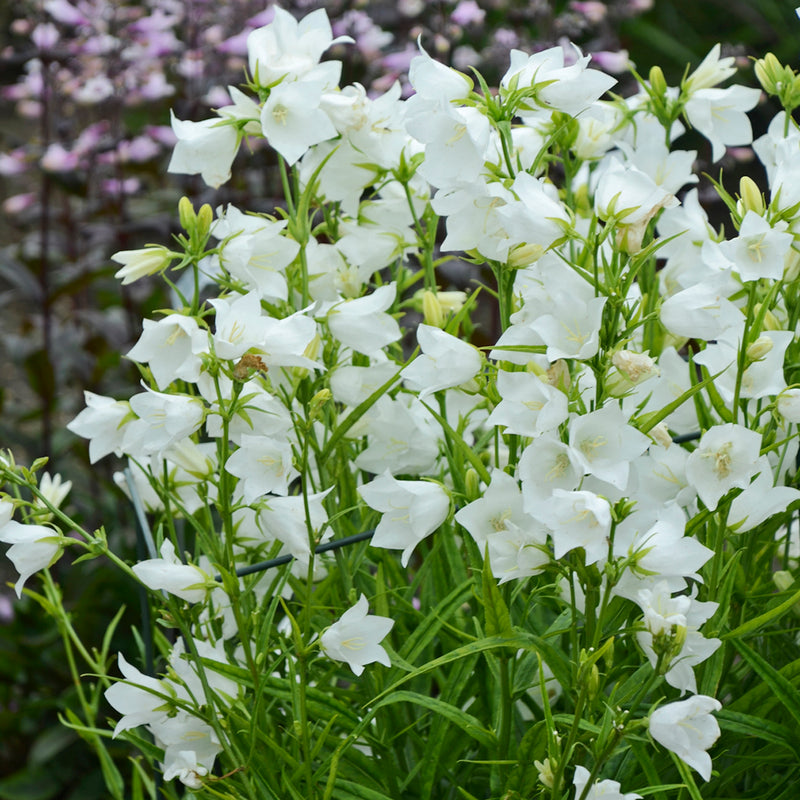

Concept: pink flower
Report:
left=451, top=0, right=486, bottom=26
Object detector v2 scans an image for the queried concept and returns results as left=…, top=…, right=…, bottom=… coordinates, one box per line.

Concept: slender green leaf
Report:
left=716, top=708, right=799, bottom=753
left=374, top=689, right=496, bottom=749
left=730, top=638, right=800, bottom=726
left=481, top=555, right=513, bottom=640
left=724, top=582, right=800, bottom=640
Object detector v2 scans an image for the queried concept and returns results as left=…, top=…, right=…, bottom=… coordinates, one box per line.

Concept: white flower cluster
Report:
left=4, top=5, right=800, bottom=796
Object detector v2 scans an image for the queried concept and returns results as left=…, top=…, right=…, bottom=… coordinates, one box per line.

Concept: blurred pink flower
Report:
left=451, top=0, right=485, bottom=26
left=41, top=143, right=81, bottom=172
left=3, top=194, right=36, bottom=214
left=31, top=23, right=60, bottom=50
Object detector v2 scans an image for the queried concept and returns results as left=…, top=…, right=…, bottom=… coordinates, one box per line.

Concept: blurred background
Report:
left=0, top=1, right=798, bottom=796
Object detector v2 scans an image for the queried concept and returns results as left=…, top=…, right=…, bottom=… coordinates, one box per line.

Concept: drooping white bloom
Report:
left=432, top=181, right=515, bottom=261
left=636, top=582, right=721, bottom=695
left=214, top=206, right=300, bottom=301
left=738, top=330, right=793, bottom=400
left=649, top=695, right=722, bottom=781
left=528, top=294, right=607, bottom=361
left=498, top=172, right=571, bottom=257
left=67, top=391, right=132, bottom=463
left=126, top=315, right=207, bottom=390
left=613, top=505, right=713, bottom=600
left=684, top=85, right=761, bottom=163
left=167, top=111, right=239, bottom=188
left=486, top=369, right=568, bottom=438
left=257, top=488, right=332, bottom=566
left=329, top=362, right=400, bottom=407
left=685, top=423, right=762, bottom=511
left=104, top=653, right=171, bottom=737
left=326, top=283, right=401, bottom=359
left=353, top=396, right=439, bottom=476
left=0, top=515, right=64, bottom=598
left=320, top=594, right=394, bottom=676
left=718, top=211, right=794, bottom=282
left=501, top=45, right=616, bottom=118
left=567, top=404, right=650, bottom=490
left=209, top=291, right=268, bottom=361
left=155, top=711, right=221, bottom=789
left=659, top=275, right=744, bottom=341
left=260, top=79, right=338, bottom=165
left=132, top=540, right=209, bottom=603
left=728, top=456, right=800, bottom=532
left=455, top=470, right=549, bottom=582
left=401, top=324, right=483, bottom=400
left=519, top=434, right=583, bottom=505
left=224, top=433, right=298, bottom=503
left=777, top=387, right=800, bottom=423
left=359, top=471, right=449, bottom=567
left=594, top=160, right=679, bottom=252
left=122, top=387, right=205, bottom=458
left=533, top=489, right=612, bottom=565
left=572, top=765, right=642, bottom=800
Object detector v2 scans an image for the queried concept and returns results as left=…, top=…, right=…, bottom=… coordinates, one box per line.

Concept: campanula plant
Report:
left=3, top=5, right=800, bottom=798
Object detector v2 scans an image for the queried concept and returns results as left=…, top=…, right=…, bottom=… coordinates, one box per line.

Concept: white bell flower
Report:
left=649, top=695, right=722, bottom=781
left=167, top=111, right=239, bottom=189
left=685, top=423, right=762, bottom=511
left=320, top=594, right=394, bottom=676
left=132, top=540, right=209, bottom=604
left=359, top=471, right=449, bottom=567
left=0, top=512, right=64, bottom=598
left=684, top=85, right=761, bottom=163
left=401, top=324, right=483, bottom=401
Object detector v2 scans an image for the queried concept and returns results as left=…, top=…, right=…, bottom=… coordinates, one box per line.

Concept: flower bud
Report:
left=534, top=758, right=555, bottom=789
left=197, top=203, right=214, bottom=239
left=508, top=242, right=544, bottom=268
left=777, top=387, right=800, bottom=423
left=546, top=359, right=571, bottom=392
left=422, top=290, right=445, bottom=328
left=650, top=422, right=673, bottom=449
left=308, top=388, right=332, bottom=422
left=649, top=65, right=668, bottom=98
left=438, top=290, right=468, bottom=315
left=753, top=302, right=781, bottom=331
left=784, top=247, right=800, bottom=282
left=111, top=246, right=173, bottom=285
left=773, top=569, right=794, bottom=593
left=754, top=53, right=800, bottom=111
left=754, top=53, right=783, bottom=94
left=746, top=334, right=773, bottom=363
left=178, top=195, right=196, bottom=231
left=612, top=349, right=659, bottom=384
left=737, top=176, right=764, bottom=216
left=464, top=468, right=481, bottom=503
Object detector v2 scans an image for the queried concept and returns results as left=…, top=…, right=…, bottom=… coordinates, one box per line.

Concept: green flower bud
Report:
left=179, top=196, right=197, bottom=231
left=464, top=468, right=481, bottom=503
left=197, top=203, right=214, bottom=239
left=746, top=334, right=773, bottom=363
left=422, top=290, right=445, bottom=328
left=649, top=65, right=668, bottom=98
left=737, top=176, right=765, bottom=216
left=308, top=389, right=332, bottom=422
